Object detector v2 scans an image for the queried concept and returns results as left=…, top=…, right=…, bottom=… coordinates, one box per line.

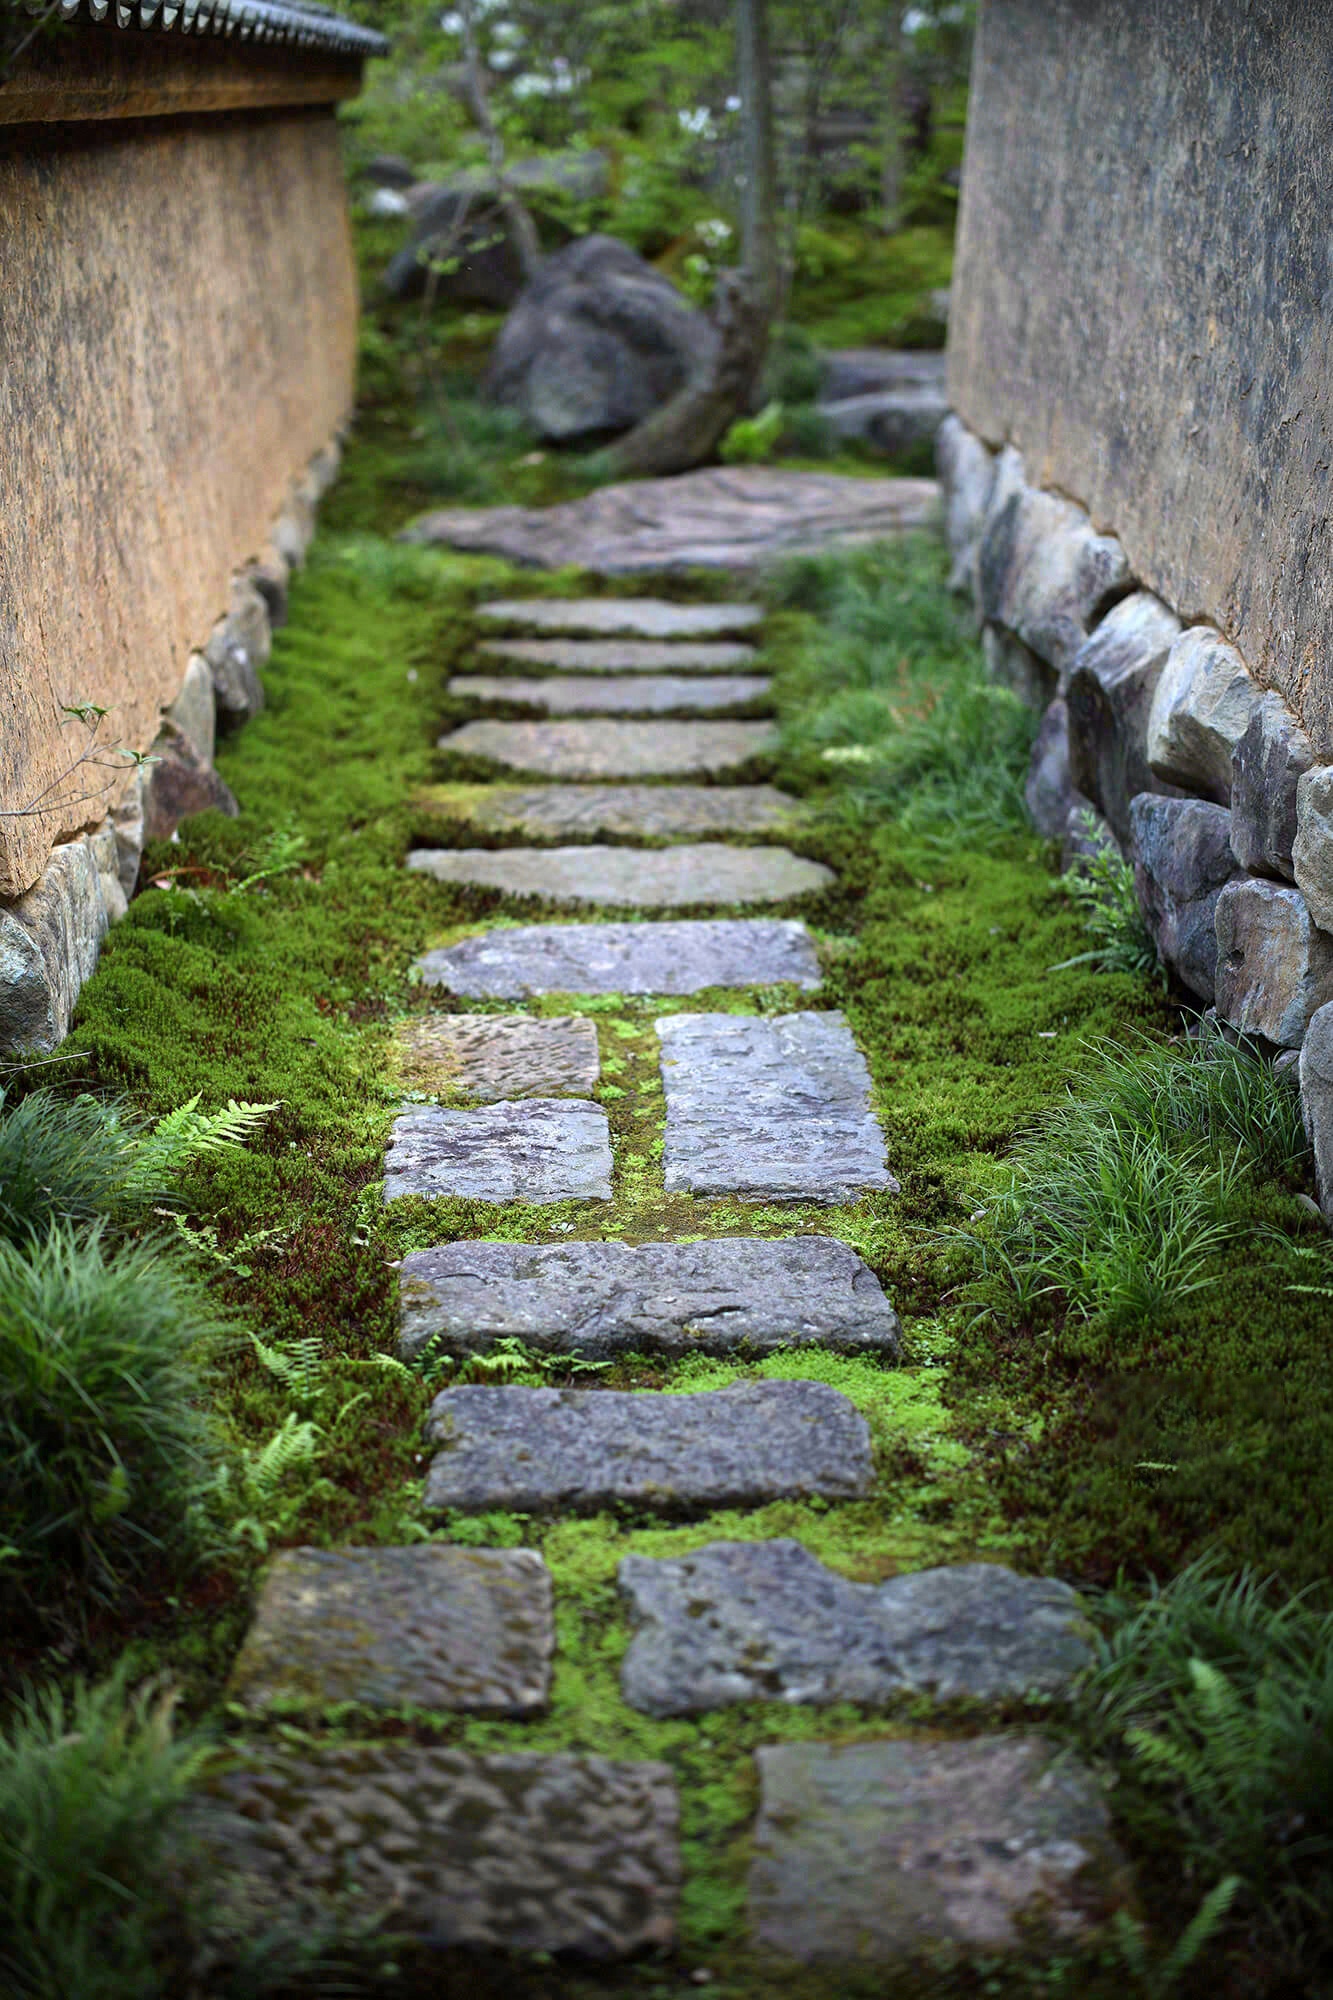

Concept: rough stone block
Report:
left=423, top=782, right=803, bottom=841
left=249, top=548, right=291, bottom=630
left=1025, top=698, right=1078, bottom=840
left=407, top=843, right=834, bottom=908
left=983, top=622, right=1055, bottom=711
left=110, top=771, right=146, bottom=902
left=1298, top=999, right=1333, bottom=1222
left=272, top=488, right=317, bottom=569
left=475, top=637, right=758, bottom=673
left=417, top=918, right=822, bottom=997
left=228, top=1545, right=553, bottom=1716
left=449, top=673, right=771, bottom=715
left=438, top=718, right=777, bottom=779
left=423, top=1381, right=874, bottom=1513
left=391, top=1013, right=600, bottom=1100
left=748, top=1737, right=1125, bottom=1962
left=1230, top=691, right=1315, bottom=879
left=1292, top=765, right=1333, bottom=933
left=1146, top=627, right=1260, bottom=803
left=935, top=412, right=995, bottom=598
left=1065, top=591, right=1182, bottom=849
left=193, top=1742, right=680, bottom=1958
left=206, top=577, right=271, bottom=729
left=397, top=1237, right=901, bottom=1364
left=142, top=723, right=239, bottom=845
left=384, top=1099, right=613, bottom=1203
left=619, top=1543, right=1092, bottom=1717
left=1214, top=878, right=1333, bottom=1048
left=167, top=652, right=217, bottom=767
left=977, top=453, right=1130, bottom=676
left=0, top=836, right=111, bottom=1055
left=1130, top=794, right=1242, bottom=1001
left=658, top=1011, right=893, bottom=1203
left=476, top=598, right=763, bottom=639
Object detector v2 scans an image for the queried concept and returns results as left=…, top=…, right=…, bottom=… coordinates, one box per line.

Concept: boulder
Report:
left=205, top=578, right=270, bottom=730
left=142, top=724, right=240, bottom=846
left=1130, top=793, right=1242, bottom=1001
left=1292, top=766, right=1333, bottom=933
left=822, top=349, right=946, bottom=402
left=385, top=153, right=609, bottom=309
left=364, top=153, right=416, bottom=189
left=1025, top=697, right=1078, bottom=839
left=1064, top=591, right=1182, bottom=850
left=484, top=235, right=719, bottom=442
left=1230, top=691, right=1315, bottom=879
left=110, top=771, right=146, bottom=902
left=0, top=837, right=111, bottom=1055
left=167, top=652, right=216, bottom=768
left=818, top=385, right=949, bottom=458
left=1298, top=999, right=1333, bottom=1222
left=1145, top=627, right=1260, bottom=803
left=935, top=413, right=994, bottom=598
left=983, top=622, right=1054, bottom=710
left=977, top=455, right=1130, bottom=678
left=1214, top=879, right=1333, bottom=1048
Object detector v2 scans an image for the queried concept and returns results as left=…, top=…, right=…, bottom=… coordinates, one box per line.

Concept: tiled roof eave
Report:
left=25, top=0, right=389, bottom=58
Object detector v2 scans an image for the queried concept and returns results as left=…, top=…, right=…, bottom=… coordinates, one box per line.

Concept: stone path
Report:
left=214, top=578, right=1127, bottom=1970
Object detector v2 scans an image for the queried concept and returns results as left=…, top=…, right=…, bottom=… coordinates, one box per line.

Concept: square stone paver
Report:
left=391, top=1013, right=600, bottom=1100
left=476, top=637, right=759, bottom=672
left=476, top=597, right=763, bottom=638
left=408, top=843, right=834, bottom=908
left=418, top=782, right=805, bottom=841
left=439, top=718, right=777, bottom=779
left=416, top=918, right=822, bottom=996
left=228, top=1545, right=553, bottom=1716
left=384, top=1099, right=612, bottom=1202
left=449, top=674, right=771, bottom=714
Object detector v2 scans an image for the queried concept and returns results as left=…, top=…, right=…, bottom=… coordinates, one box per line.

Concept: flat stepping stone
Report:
left=391, top=1013, right=599, bottom=1100
left=439, top=718, right=776, bottom=779
left=416, top=918, right=822, bottom=997
left=404, top=468, right=938, bottom=575
left=749, top=1737, right=1125, bottom=1962
left=228, top=1545, right=552, bottom=1716
left=658, top=1011, right=894, bottom=1203
left=477, top=636, right=759, bottom=672
left=193, top=1742, right=679, bottom=1958
left=422, top=782, right=804, bottom=840
left=408, top=843, right=834, bottom=908
left=474, top=597, right=763, bottom=638
left=398, top=1236, right=901, bottom=1363
left=448, top=673, right=771, bottom=715
left=618, top=1543, right=1091, bottom=1717
left=384, top=1099, right=612, bottom=1203
left=422, top=1381, right=874, bottom=1513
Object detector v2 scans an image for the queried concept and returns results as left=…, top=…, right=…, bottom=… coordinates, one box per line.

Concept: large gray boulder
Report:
left=1064, top=591, right=1182, bottom=850
left=385, top=152, right=610, bottom=309
left=484, top=235, right=719, bottom=442
left=1146, top=626, right=1261, bottom=803
left=1214, top=879, right=1333, bottom=1048
left=1130, top=793, right=1243, bottom=1001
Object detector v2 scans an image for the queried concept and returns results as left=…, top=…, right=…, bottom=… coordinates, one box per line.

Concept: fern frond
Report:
left=124, top=1096, right=279, bottom=1195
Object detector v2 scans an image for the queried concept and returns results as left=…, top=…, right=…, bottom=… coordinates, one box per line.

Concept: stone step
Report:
left=416, top=917, right=822, bottom=997
left=477, top=636, right=759, bottom=673
left=408, top=842, right=834, bottom=908
left=475, top=596, right=763, bottom=638
left=419, top=781, right=805, bottom=840
left=193, top=1742, right=680, bottom=1958
left=391, top=1012, right=600, bottom=1100
left=397, top=1236, right=901, bottom=1363
left=448, top=672, right=771, bottom=715
left=422, top=1380, right=874, bottom=1514
left=384, top=1099, right=612, bottom=1203
left=617, top=1542, right=1092, bottom=1717
left=439, top=717, right=776, bottom=779
left=229, top=1545, right=553, bottom=1716
left=749, top=1737, right=1125, bottom=1963
left=658, top=1011, right=894, bottom=1203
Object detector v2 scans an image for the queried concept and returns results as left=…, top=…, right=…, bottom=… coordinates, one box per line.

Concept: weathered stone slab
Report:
left=476, top=597, right=763, bottom=639
left=1214, top=878, right=1333, bottom=1048
left=1130, top=793, right=1242, bottom=1002
left=1065, top=591, right=1182, bottom=850
left=658, top=1011, right=893, bottom=1202
left=977, top=448, right=1131, bottom=676
left=397, top=1237, right=902, bottom=1363
left=423, top=1381, right=874, bottom=1513
left=384, top=1100, right=612, bottom=1203
left=421, top=782, right=804, bottom=840
left=476, top=637, right=758, bottom=672
left=438, top=718, right=777, bottom=778
left=391, top=1013, right=599, bottom=1100
left=619, top=1544, right=1090, bottom=1718
left=448, top=673, right=771, bottom=715
left=408, top=843, right=834, bottom=908
left=228, top=1545, right=552, bottom=1716
left=194, top=1742, right=680, bottom=1958
left=416, top=918, right=822, bottom=997
left=1299, top=999, right=1333, bottom=1223
left=1230, top=691, right=1315, bottom=879
left=749, top=1736, right=1125, bottom=1962
left=405, top=469, right=939, bottom=575
left=1292, top=765, right=1333, bottom=931
left=1146, top=627, right=1261, bottom=804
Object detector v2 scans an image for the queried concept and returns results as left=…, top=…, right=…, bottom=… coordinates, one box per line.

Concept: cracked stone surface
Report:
left=449, top=674, right=771, bottom=715
left=421, top=782, right=804, bottom=839
left=408, top=843, right=834, bottom=907
left=749, top=1736, right=1125, bottom=1961
left=439, top=718, right=777, bottom=778
left=384, top=1099, right=612, bottom=1202
left=618, top=1543, right=1092, bottom=1717
left=228, top=1545, right=553, bottom=1716
left=398, top=1236, right=901, bottom=1363
left=658, top=1011, right=893, bottom=1202
left=475, top=597, right=763, bottom=638
left=416, top=918, right=822, bottom=996
left=191, top=1741, right=680, bottom=1958
left=391, top=1012, right=599, bottom=1099
left=423, top=1381, right=874, bottom=1513
left=476, top=637, right=759, bottom=672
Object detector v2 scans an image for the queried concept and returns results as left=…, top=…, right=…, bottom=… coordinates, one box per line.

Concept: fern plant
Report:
left=214, top=1414, right=331, bottom=1555
left=1053, top=812, right=1161, bottom=980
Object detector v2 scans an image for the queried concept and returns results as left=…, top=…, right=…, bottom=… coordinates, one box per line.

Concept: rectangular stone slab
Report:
left=384, top=1099, right=612, bottom=1203
left=228, top=1545, right=553, bottom=1716
left=391, top=1012, right=600, bottom=1099
left=658, top=1011, right=894, bottom=1203
left=398, top=1236, right=901, bottom=1362
left=192, top=1742, right=680, bottom=1958
left=416, top=918, right=822, bottom=996
left=477, top=637, right=759, bottom=672
left=423, top=1380, right=875, bottom=1513
left=419, top=782, right=805, bottom=840
left=448, top=673, right=771, bottom=714
left=439, top=718, right=777, bottom=779
left=407, top=843, right=834, bottom=908
left=475, top=597, right=763, bottom=638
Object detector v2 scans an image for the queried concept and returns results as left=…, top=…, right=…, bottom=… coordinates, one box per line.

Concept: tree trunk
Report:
left=736, top=0, right=780, bottom=320
left=457, top=0, right=543, bottom=284
left=880, top=6, right=905, bottom=235
left=602, top=270, right=770, bottom=481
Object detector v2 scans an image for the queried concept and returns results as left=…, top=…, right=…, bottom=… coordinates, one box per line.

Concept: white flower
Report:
left=725, top=93, right=741, bottom=112
left=677, top=105, right=715, bottom=138
left=696, top=217, right=732, bottom=249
